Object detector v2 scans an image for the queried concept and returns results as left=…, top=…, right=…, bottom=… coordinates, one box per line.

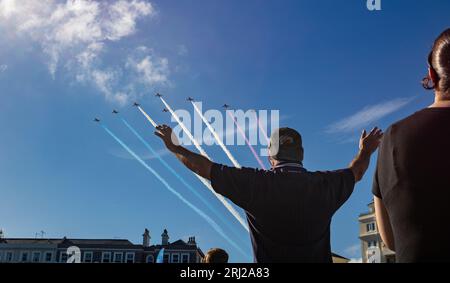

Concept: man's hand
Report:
left=359, top=127, right=383, bottom=155
left=155, top=125, right=180, bottom=153
left=155, top=124, right=213, bottom=180
left=350, top=127, right=384, bottom=182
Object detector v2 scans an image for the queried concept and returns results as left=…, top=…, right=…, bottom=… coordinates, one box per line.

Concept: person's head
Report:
left=203, top=248, right=229, bottom=263
left=422, top=28, right=450, bottom=98
left=268, top=127, right=304, bottom=167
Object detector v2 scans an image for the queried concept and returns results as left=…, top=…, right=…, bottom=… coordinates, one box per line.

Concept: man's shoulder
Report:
left=308, top=168, right=353, bottom=176
left=213, top=164, right=353, bottom=181
left=307, top=169, right=355, bottom=185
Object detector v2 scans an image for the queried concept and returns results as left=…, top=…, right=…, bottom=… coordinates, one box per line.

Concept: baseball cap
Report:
left=268, top=127, right=304, bottom=163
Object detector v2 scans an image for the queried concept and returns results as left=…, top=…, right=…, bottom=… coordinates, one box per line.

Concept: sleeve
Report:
left=372, top=152, right=382, bottom=199
left=210, top=163, right=263, bottom=212
left=372, top=126, right=396, bottom=200
left=324, top=168, right=356, bottom=212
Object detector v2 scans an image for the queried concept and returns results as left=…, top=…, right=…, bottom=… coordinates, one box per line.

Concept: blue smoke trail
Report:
left=101, top=124, right=246, bottom=257
left=156, top=248, right=165, bottom=263
left=121, top=118, right=243, bottom=239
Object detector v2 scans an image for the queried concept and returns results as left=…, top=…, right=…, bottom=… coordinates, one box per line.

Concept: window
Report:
left=171, top=254, right=180, bottom=263
left=21, top=252, right=29, bottom=262
left=83, top=252, right=93, bottom=263
left=44, top=252, right=53, bottom=262
left=125, top=252, right=135, bottom=263
left=6, top=252, right=13, bottom=262
left=146, top=255, right=154, bottom=263
left=102, top=252, right=111, bottom=263
left=163, top=253, right=170, bottom=263
left=366, top=223, right=376, bottom=232
left=368, top=241, right=377, bottom=248
left=60, top=251, right=68, bottom=263
left=181, top=254, right=189, bottom=263
left=32, top=252, right=41, bottom=263
left=113, top=252, right=123, bottom=263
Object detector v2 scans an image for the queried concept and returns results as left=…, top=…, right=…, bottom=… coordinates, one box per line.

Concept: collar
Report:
left=271, top=161, right=305, bottom=173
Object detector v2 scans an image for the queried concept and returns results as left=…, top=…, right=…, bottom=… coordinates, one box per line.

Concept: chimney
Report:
left=187, top=236, right=196, bottom=246
left=143, top=228, right=151, bottom=247
left=161, top=229, right=169, bottom=246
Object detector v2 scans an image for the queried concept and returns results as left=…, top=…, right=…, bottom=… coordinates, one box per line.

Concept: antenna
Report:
left=36, top=230, right=46, bottom=239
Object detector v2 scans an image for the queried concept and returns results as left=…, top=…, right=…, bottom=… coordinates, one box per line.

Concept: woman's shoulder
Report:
left=383, top=107, right=450, bottom=143
left=387, top=108, right=431, bottom=133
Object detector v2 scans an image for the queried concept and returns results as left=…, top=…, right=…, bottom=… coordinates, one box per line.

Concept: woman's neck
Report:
left=429, top=92, right=450, bottom=108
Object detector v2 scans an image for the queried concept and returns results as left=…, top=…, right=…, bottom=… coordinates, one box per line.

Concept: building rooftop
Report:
left=1, top=237, right=202, bottom=253
left=331, top=253, right=349, bottom=260
left=0, top=238, right=63, bottom=244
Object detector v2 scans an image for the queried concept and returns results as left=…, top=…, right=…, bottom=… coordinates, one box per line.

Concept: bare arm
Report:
left=349, top=127, right=383, bottom=182
left=155, top=125, right=213, bottom=180
left=374, top=196, right=395, bottom=251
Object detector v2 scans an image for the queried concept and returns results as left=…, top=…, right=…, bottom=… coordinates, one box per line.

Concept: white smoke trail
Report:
left=191, top=101, right=242, bottom=169
left=160, top=97, right=210, bottom=158
left=139, top=103, right=249, bottom=232
left=138, top=106, right=157, bottom=128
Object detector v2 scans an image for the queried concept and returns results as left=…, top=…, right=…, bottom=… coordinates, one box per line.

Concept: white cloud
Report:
left=128, top=54, right=170, bottom=86
left=136, top=45, right=150, bottom=52
left=326, top=97, right=414, bottom=134
left=0, top=64, right=7, bottom=72
left=177, top=44, right=188, bottom=56
left=76, top=42, right=104, bottom=69
left=349, top=258, right=363, bottom=263
left=0, top=0, right=169, bottom=105
left=344, top=243, right=361, bottom=258
left=91, top=69, right=117, bottom=98
left=73, top=46, right=170, bottom=106
left=343, top=243, right=362, bottom=263
left=106, top=0, right=154, bottom=41
left=0, top=0, right=16, bottom=18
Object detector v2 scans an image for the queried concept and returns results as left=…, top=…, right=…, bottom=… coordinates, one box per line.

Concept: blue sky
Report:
left=0, top=0, right=449, bottom=262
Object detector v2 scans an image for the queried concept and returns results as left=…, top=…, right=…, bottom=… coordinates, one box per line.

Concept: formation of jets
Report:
left=94, top=94, right=233, bottom=122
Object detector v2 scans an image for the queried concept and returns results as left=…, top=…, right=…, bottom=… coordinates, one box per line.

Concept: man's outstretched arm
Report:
left=349, top=127, right=384, bottom=182
left=155, top=125, right=213, bottom=180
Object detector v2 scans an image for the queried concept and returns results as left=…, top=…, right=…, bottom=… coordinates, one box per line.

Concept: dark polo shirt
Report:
left=210, top=162, right=355, bottom=263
